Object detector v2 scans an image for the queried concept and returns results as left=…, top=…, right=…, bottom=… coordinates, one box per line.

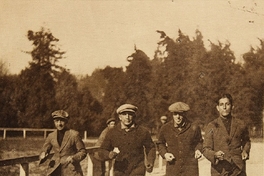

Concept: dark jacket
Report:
left=40, top=129, right=87, bottom=176
left=203, top=116, right=251, bottom=176
left=157, top=120, right=203, bottom=176
left=99, top=122, right=156, bottom=176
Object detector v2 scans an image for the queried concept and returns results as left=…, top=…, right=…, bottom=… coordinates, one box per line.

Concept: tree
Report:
left=0, top=75, right=18, bottom=127
left=242, top=39, right=264, bottom=127
left=124, top=49, right=153, bottom=127
left=14, top=27, right=65, bottom=128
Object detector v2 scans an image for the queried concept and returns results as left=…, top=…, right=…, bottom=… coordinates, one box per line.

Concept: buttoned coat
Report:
left=99, top=123, right=156, bottom=176
left=203, top=116, right=251, bottom=176
left=157, top=120, right=203, bottom=176
left=40, top=129, right=87, bottom=176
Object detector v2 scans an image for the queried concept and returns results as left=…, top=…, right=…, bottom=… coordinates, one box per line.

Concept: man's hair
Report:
left=216, top=93, right=233, bottom=106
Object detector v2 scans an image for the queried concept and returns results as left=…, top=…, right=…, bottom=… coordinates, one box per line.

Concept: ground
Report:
left=0, top=138, right=263, bottom=175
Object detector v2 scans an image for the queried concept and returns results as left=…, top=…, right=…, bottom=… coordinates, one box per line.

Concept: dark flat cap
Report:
left=168, top=102, right=190, bottom=112
left=116, top=104, right=138, bottom=114
left=52, top=110, right=69, bottom=120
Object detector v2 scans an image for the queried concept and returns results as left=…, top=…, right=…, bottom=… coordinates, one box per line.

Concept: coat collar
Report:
left=117, top=122, right=138, bottom=132
left=53, top=129, right=71, bottom=151
left=168, top=120, right=191, bottom=134
left=217, top=116, right=238, bottom=139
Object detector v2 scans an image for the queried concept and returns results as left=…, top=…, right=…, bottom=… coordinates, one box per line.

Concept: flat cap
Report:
left=106, top=117, right=116, bottom=124
left=52, top=110, right=69, bottom=120
left=116, top=104, right=138, bottom=114
left=168, top=102, right=190, bottom=112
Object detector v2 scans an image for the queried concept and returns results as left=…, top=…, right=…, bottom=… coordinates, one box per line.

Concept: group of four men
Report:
left=39, top=93, right=251, bottom=176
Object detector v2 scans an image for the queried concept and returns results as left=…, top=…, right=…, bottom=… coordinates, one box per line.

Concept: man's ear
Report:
left=216, top=105, right=220, bottom=112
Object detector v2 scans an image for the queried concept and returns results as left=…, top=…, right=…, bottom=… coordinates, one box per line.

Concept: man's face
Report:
left=173, top=112, right=184, bottom=125
left=119, top=111, right=134, bottom=126
left=217, top=97, right=233, bottom=118
left=54, top=118, right=67, bottom=131
left=108, top=121, right=115, bottom=129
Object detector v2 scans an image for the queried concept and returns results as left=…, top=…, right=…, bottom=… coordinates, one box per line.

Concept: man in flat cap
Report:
left=157, top=102, right=203, bottom=176
left=39, top=110, right=86, bottom=176
left=92, top=117, right=116, bottom=176
left=99, top=104, right=156, bottom=176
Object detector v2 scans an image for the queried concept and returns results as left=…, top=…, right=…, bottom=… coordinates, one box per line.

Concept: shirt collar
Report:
left=120, top=123, right=136, bottom=131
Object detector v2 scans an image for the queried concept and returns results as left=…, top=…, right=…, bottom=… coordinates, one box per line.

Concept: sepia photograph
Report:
left=0, top=0, right=263, bottom=175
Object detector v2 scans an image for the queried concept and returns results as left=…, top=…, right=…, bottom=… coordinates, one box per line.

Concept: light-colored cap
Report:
left=168, top=102, right=190, bottom=112
left=116, top=104, right=138, bottom=114
left=52, top=110, right=69, bottom=120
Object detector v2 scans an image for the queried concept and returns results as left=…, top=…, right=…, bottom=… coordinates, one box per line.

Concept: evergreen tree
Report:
left=14, top=28, right=65, bottom=128
left=124, top=49, right=153, bottom=127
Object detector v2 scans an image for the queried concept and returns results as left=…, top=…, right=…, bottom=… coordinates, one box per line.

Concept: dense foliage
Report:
left=0, top=28, right=263, bottom=137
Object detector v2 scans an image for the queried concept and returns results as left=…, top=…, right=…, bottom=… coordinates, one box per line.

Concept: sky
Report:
left=0, top=0, right=264, bottom=75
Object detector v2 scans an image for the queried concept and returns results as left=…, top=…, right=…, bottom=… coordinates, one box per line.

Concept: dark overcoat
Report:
left=203, top=116, right=251, bottom=176
left=99, top=123, right=156, bottom=176
left=157, top=120, right=203, bottom=176
left=40, top=129, right=87, bottom=176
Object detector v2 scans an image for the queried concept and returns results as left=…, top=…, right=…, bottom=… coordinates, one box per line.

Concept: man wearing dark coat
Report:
left=157, top=102, right=203, bottom=176
left=99, top=104, right=156, bottom=176
left=203, top=93, right=251, bottom=176
left=39, top=110, right=87, bottom=176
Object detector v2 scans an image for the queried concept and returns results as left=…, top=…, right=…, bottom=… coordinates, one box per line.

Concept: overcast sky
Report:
left=1, top=0, right=264, bottom=75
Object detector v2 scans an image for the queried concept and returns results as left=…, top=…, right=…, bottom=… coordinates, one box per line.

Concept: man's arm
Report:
left=98, top=130, right=115, bottom=160
left=144, top=131, right=156, bottom=166
left=241, top=124, right=251, bottom=160
left=156, top=127, right=167, bottom=158
left=72, top=131, right=87, bottom=162
left=39, top=134, right=53, bottom=164
left=202, top=123, right=219, bottom=164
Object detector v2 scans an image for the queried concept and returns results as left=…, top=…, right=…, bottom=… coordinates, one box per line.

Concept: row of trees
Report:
left=0, top=27, right=263, bottom=136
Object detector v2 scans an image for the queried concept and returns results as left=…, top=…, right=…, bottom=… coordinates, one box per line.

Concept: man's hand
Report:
left=164, top=153, right=175, bottom=162
left=241, top=150, right=249, bottom=160
left=214, top=151, right=225, bottom=160
left=195, top=149, right=202, bottom=159
left=146, top=163, right=153, bottom=173
left=109, top=151, right=118, bottom=159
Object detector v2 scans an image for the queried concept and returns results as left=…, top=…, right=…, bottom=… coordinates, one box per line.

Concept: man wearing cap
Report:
left=99, top=104, right=156, bottom=176
left=157, top=102, right=203, bottom=176
left=92, top=117, right=116, bottom=176
left=39, top=110, right=86, bottom=176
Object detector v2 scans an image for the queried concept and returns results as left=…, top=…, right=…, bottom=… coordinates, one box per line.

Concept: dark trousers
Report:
left=50, top=165, right=61, bottom=176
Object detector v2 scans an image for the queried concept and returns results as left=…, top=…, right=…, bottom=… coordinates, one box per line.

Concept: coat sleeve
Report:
left=156, top=126, right=167, bottom=158
left=202, top=123, right=217, bottom=164
left=193, top=124, right=203, bottom=151
left=241, top=124, right=251, bottom=155
left=98, top=130, right=114, bottom=160
left=40, top=134, right=53, bottom=155
left=143, top=130, right=156, bottom=165
left=72, top=131, right=87, bottom=162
